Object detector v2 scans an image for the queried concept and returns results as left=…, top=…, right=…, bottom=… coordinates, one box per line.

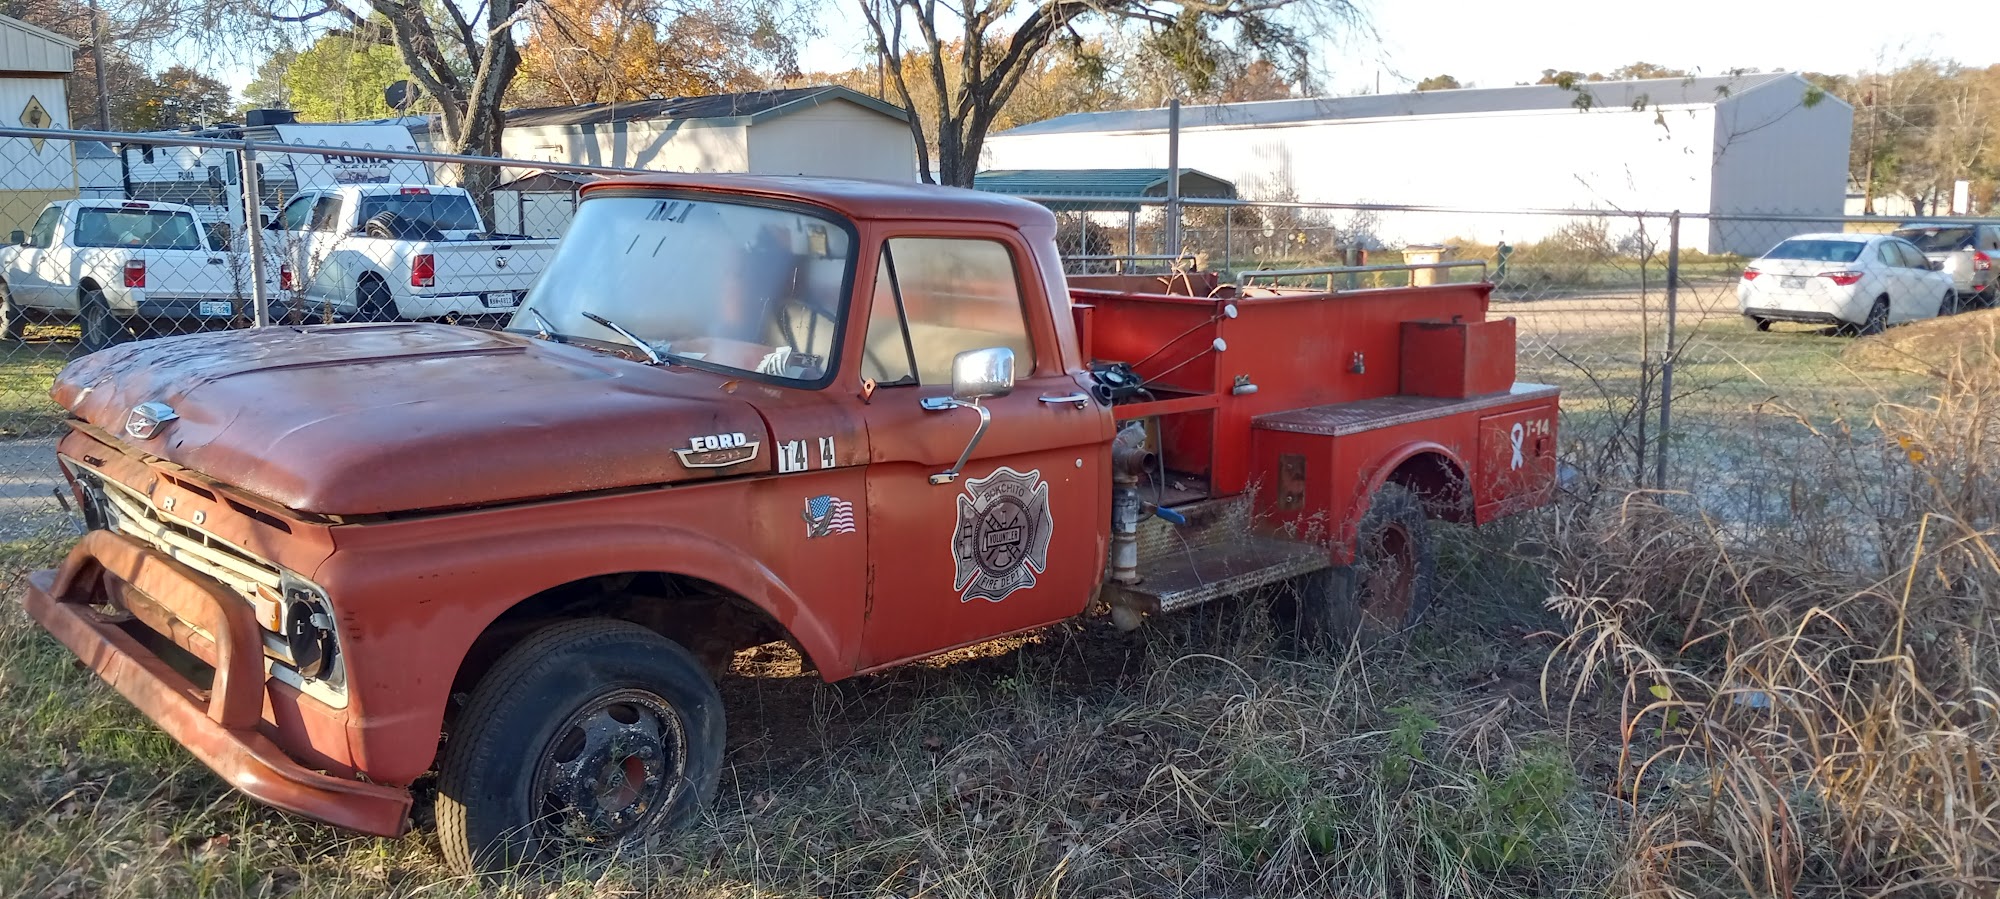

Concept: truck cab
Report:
left=22, top=174, right=1558, bottom=875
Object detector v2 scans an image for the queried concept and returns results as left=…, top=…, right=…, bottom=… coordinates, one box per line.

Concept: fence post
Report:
left=1656, top=211, right=1680, bottom=490
left=238, top=138, right=270, bottom=328
left=1222, top=205, right=1232, bottom=274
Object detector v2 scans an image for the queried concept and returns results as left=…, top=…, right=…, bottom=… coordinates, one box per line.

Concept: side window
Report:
left=860, top=253, right=916, bottom=385
left=308, top=197, right=343, bottom=232
left=1898, top=242, right=1930, bottom=269
left=868, top=237, right=1035, bottom=386
left=28, top=207, right=59, bottom=248
left=1876, top=243, right=1900, bottom=267
left=278, top=196, right=314, bottom=231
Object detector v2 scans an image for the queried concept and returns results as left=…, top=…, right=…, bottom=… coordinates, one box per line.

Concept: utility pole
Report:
left=1165, top=99, right=1181, bottom=259
left=89, top=0, right=111, bottom=130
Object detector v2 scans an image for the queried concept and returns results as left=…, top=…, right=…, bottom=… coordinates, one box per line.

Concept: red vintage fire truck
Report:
left=22, top=174, right=1557, bottom=873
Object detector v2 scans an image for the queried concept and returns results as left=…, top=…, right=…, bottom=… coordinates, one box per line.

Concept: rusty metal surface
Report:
left=1125, top=535, right=1328, bottom=615
left=1129, top=495, right=1328, bottom=614
left=52, top=324, right=786, bottom=516
left=1254, top=383, right=1561, bottom=437
left=20, top=541, right=412, bottom=837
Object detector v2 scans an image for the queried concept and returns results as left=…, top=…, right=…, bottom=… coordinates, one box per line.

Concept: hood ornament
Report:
left=125, top=401, right=179, bottom=440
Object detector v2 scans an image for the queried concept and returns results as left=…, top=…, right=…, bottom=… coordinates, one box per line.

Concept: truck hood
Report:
left=53, top=324, right=773, bottom=516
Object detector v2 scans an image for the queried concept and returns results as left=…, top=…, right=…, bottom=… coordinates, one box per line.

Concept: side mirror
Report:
left=7, top=231, right=23, bottom=246
left=920, top=347, right=1017, bottom=485
left=264, top=219, right=281, bottom=231
left=950, top=346, right=1015, bottom=403
left=1928, top=260, right=1944, bottom=271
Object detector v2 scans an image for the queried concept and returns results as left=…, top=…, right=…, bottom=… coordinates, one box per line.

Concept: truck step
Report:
left=1122, top=495, right=1329, bottom=615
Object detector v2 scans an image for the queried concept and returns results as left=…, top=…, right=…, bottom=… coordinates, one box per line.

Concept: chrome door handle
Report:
left=1039, top=392, right=1091, bottom=409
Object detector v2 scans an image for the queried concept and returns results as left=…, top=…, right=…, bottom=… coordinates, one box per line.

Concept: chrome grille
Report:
left=66, top=460, right=284, bottom=624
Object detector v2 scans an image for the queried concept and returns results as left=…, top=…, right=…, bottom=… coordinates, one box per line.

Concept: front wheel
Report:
left=0, top=280, right=24, bottom=341
left=1743, top=314, right=1772, bottom=332
left=436, top=619, right=725, bottom=875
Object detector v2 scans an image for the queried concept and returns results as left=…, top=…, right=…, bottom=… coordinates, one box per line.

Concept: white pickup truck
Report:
left=0, top=199, right=267, bottom=351
left=267, top=184, right=557, bottom=322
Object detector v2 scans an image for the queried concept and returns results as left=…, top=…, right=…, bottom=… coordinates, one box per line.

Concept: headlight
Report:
left=279, top=571, right=340, bottom=683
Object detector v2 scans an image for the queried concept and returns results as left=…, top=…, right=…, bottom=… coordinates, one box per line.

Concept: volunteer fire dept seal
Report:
left=952, top=467, right=1052, bottom=603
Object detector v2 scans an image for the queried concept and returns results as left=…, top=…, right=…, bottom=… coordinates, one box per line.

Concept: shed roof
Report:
left=1000, top=72, right=1816, bottom=138
left=974, top=168, right=1235, bottom=211
left=481, top=86, right=908, bottom=132
left=0, top=14, right=79, bottom=75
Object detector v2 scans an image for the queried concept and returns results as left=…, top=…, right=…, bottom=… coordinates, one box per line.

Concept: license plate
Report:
left=482, top=291, right=518, bottom=308
left=198, top=301, right=233, bottom=317
left=1780, top=276, right=1806, bottom=289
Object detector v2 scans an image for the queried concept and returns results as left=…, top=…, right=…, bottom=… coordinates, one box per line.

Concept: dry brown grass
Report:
left=2, top=352, right=1997, bottom=897
left=1541, top=349, right=2000, bottom=898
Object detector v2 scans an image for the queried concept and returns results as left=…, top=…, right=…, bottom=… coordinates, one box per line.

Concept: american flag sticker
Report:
left=803, top=494, right=856, bottom=538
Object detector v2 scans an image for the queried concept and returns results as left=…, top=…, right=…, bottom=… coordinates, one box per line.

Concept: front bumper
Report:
left=21, top=530, right=411, bottom=837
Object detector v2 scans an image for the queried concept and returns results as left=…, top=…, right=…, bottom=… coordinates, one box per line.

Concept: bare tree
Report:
left=856, top=0, right=1363, bottom=186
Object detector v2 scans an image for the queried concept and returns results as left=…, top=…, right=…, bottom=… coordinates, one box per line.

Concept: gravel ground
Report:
left=0, top=438, right=69, bottom=542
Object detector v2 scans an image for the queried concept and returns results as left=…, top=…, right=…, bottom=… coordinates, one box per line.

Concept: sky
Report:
left=217, top=0, right=1999, bottom=103
left=792, top=0, right=1999, bottom=96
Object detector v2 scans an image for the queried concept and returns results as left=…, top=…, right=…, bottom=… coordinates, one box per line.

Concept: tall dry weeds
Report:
left=1543, top=350, right=2000, bottom=898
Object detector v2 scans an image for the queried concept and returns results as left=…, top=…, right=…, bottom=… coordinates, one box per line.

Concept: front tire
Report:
left=436, top=619, right=725, bottom=876
left=1743, top=314, right=1772, bottom=332
left=0, top=279, right=25, bottom=341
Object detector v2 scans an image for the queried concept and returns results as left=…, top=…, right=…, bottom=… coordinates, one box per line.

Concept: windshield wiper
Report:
left=524, top=308, right=565, bottom=343
left=580, top=311, right=663, bottom=365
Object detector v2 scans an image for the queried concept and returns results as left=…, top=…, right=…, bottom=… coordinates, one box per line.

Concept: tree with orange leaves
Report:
left=510, top=0, right=800, bottom=107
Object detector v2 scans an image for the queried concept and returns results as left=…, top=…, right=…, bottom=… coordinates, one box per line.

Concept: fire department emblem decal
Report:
left=951, top=467, right=1052, bottom=603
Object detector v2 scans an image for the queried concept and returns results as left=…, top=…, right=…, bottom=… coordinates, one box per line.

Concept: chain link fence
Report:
left=0, top=126, right=1990, bottom=558
left=0, top=127, right=647, bottom=554
left=1031, top=193, right=1996, bottom=535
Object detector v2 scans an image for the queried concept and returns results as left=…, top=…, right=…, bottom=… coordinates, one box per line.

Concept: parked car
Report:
left=22, top=173, right=1560, bottom=874
left=0, top=199, right=269, bottom=350
left=1738, top=233, right=1955, bottom=335
left=1892, top=222, right=1999, bottom=311
left=266, top=184, right=557, bottom=322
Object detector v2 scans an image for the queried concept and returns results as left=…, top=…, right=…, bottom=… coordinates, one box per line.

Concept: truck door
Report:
left=853, top=232, right=1111, bottom=671
left=6, top=205, right=62, bottom=309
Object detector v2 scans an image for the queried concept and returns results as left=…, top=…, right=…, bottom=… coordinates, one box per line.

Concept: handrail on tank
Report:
left=1064, top=254, right=1200, bottom=274
left=1235, top=260, right=1490, bottom=291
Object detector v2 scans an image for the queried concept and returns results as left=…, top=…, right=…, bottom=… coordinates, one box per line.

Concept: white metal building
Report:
left=983, top=73, right=1853, bottom=254
left=0, top=14, right=80, bottom=236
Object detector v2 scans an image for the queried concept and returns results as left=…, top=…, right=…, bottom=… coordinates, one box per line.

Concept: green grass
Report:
left=0, top=329, right=76, bottom=440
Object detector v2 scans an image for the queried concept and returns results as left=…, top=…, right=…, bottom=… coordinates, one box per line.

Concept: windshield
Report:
left=73, top=209, right=204, bottom=249
left=513, top=194, right=855, bottom=384
left=1762, top=239, right=1864, bottom=263
left=1893, top=227, right=1973, bottom=252
left=355, top=192, right=481, bottom=232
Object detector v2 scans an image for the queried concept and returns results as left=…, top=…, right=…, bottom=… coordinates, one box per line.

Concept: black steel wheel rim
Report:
left=531, top=688, right=688, bottom=844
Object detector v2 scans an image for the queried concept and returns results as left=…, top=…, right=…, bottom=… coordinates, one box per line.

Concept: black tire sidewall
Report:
left=1282, top=482, right=1436, bottom=645
left=358, top=280, right=397, bottom=322
left=436, top=620, right=725, bottom=874
left=1860, top=297, right=1890, bottom=336
left=78, top=290, right=124, bottom=352
left=0, top=280, right=22, bottom=340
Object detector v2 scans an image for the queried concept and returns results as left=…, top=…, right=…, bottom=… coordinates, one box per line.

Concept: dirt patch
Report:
left=1842, top=307, right=2000, bottom=377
